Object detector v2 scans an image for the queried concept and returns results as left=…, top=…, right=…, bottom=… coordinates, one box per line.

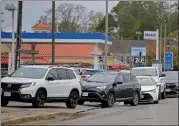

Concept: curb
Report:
left=1, top=107, right=99, bottom=125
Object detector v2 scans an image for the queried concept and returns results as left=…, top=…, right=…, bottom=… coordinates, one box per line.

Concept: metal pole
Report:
left=164, top=20, right=166, bottom=71
left=11, top=10, right=15, bottom=73
left=51, top=1, right=55, bottom=65
left=104, top=1, right=108, bottom=71
left=156, top=29, right=159, bottom=61
left=15, top=1, right=23, bottom=69
left=160, top=23, right=162, bottom=63
left=0, top=1, right=2, bottom=105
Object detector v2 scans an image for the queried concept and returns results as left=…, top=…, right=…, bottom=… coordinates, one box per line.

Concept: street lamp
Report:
left=5, top=4, right=17, bottom=73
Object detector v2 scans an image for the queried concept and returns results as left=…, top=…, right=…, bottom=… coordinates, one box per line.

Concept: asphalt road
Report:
left=50, top=97, right=178, bottom=125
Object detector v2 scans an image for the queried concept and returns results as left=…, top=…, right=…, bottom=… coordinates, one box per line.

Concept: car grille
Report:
left=1, top=83, right=22, bottom=91
left=166, top=83, right=176, bottom=89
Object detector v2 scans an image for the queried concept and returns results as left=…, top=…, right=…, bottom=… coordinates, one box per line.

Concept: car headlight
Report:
left=21, top=82, right=36, bottom=88
left=97, top=86, right=107, bottom=90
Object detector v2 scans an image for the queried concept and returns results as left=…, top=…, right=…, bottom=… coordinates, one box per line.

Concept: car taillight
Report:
left=82, top=75, right=86, bottom=78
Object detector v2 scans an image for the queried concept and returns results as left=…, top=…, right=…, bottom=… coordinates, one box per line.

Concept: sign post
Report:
left=164, top=52, right=173, bottom=70
left=144, top=30, right=159, bottom=61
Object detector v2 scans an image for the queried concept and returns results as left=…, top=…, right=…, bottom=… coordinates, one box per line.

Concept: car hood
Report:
left=1, top=77, right=42, bottom=83
left=82, top=81, right=109, bottom=88
left=141, top=85, right=156, bottom=92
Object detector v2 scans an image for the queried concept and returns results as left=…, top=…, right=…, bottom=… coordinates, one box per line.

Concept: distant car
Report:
left=136, top=76, right=160, bottom=104
left=131, top=67, right=166, bottom=100
left=163, top=71, right=178, bottom=95
left=79, top=71, right=141, bottom=108
left=1, top=65, right=81, bottom=108
left=81, top=69, right=102, bottom=80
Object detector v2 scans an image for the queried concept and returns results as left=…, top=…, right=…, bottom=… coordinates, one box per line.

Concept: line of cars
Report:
left=1, top=65, right=178, bottom=109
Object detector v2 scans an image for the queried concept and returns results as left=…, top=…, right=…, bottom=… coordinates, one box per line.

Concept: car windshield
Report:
left=86, top=73, right=117, bottom=83
left=132, top=69, right=157, bottom=76
left=137, top=78, right=155, bottom=85
left=10, top=67, right=48, bottom=79
left=164, top=72, right=178, bottom=81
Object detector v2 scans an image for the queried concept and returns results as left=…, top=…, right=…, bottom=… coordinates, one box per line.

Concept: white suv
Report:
left=1, top=65, right=81, bottom=108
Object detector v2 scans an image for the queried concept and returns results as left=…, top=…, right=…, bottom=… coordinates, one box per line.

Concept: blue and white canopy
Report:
left=1, top=32, right=112, bottom=44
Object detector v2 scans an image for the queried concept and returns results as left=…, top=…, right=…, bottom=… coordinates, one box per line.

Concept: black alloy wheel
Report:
left=102, top=92, right=115, bottom=108
left=66, top=91, right=79, bottom=108
left=130, top=92, right=139, bottom=106
left=1, top=96, right=9, bottom=106
left=32, top=90, right=46, bottom=108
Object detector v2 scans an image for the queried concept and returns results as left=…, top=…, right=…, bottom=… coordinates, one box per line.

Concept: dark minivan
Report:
left=79, top=71, right=141, bottom=108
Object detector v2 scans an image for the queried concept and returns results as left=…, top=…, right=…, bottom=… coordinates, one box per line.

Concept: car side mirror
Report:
left=160, top=73, right=166, bottom=77
left=46, top=76, right=55, bottom=81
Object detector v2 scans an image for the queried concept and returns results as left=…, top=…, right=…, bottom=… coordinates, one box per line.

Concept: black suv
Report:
left=78, top=71, right=141, bottom=108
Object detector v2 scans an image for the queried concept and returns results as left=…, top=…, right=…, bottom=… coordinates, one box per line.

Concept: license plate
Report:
left=141, top=95, right=144, bottom=99
left=166, top=89, right=171, bottom=92
left=4, top=92, right=11, bottom=97
left=82, top=92, right=88, bottom=96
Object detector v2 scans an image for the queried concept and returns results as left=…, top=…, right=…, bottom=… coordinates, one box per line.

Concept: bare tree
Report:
left=39, top=3, right=89, bottom=32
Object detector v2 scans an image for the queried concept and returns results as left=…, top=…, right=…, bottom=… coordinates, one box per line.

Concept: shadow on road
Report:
left=5, top=105, right=67, bottom=109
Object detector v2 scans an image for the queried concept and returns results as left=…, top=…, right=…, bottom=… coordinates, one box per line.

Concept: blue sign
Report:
left=165, top=52, right=173, bottom=70
left=131, top=47, right=146, bottom=57
left=133, top=56, right=146, bottom=67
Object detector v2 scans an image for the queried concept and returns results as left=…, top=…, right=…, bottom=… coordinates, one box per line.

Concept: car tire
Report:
left=154, top=100, right=159, bottom=104
left=32, top=90, right=46, bottom=108
left=1, top=96, right=9, bottom=106
left=78, top=99, right=85, bottom=105
left=66, top=91, right=79, bottom=108
left=130, top=91, right=139, bottom=106
left=101, top=92, right=115, bottom=108
left=161, top=89, right=166, bottom=99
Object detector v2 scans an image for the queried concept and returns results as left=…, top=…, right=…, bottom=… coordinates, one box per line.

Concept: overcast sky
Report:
left=1, top=1, right=119, bottom=32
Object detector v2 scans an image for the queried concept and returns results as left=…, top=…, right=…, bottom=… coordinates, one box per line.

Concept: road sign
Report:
left=133, top=56, right=146, bottom=67
left=144, top=31, right=157, bottom=40
left=165, top=52, right=173, bottom=70
left=131, top=47, right=146, bottom=57
left=152, top=60, right=162, bottom=73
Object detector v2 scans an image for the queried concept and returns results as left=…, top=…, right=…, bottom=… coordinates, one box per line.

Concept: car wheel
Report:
left=1, top=96, right=9, bottom=106
left=161, top=89, right=166, bottom=99
left=154, top=100, right=159, bottom=104
left=130, top=92, right=139, bottom=106
left=32, top=90, right=46, bottom=108
left=102, top=92, right=115, bottom=108
left=78, top=99, right=85, bottom=105
left=66, top=91, right=79, bottom=108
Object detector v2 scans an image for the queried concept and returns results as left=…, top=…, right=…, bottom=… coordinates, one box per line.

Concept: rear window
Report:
left=84, top=70, right=95, bottom=75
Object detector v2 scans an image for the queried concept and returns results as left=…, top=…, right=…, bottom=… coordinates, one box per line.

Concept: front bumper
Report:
left=140, top=92, right=158, bottom=101
left=1, top=90, right=34, bottom=102
left=166, top=85, right=179, bottom=95
left=81, top=90, right=107, bottom=102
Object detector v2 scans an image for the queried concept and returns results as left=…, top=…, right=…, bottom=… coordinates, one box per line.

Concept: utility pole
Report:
left=156, top=29, right=159, bottom=61
left=164, top=20, right=166, bottom=71
left=104, top=1, right=108, bottom=71
left=52, top=1, right=55, bottom=65
left=160, top=23, right=162, bottom=63
left=15, top=1, right=23, bottom=69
